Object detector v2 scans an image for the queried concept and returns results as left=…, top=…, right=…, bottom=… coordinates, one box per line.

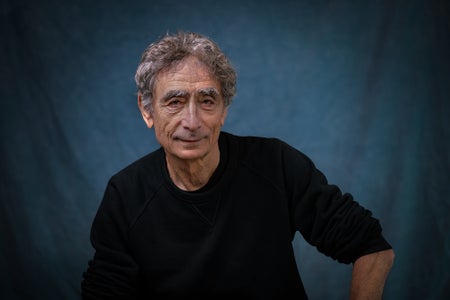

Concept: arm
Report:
left=82, top=180, right=142, bottom=299
left=350, top=249, right=395, bottom=300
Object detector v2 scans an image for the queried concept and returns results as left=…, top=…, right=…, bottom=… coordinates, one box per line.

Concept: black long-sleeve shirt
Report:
left=82, top=131, right=392, bottom=299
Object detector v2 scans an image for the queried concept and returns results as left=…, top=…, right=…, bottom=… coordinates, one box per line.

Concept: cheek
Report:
left=154, top=116, right=179, bottom=138
left=210, top=120, right=223, bottom=137
left=220, top=114, right=226, bottom=126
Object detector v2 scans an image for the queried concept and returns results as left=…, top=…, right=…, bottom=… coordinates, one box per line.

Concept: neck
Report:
left=165, top=149, right=220, bottom=191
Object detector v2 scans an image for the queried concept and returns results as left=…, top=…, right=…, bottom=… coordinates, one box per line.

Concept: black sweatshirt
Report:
left=82, top=131, right=392, bottom=299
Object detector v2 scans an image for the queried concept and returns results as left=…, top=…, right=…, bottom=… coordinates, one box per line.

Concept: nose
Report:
left=181, top=102, right=201, bottom=131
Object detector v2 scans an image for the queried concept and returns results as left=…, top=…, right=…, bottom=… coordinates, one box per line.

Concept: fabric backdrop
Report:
left=1, top=0, right=449, bottom=299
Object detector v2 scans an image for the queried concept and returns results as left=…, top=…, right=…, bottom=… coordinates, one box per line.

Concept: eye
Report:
left=167, top=98, right=183, bottom=108
left=201, top=98, right=216, bottom=109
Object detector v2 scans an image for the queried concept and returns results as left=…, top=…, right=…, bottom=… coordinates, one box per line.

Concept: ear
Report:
left=137, top=94, right=154, bottom=129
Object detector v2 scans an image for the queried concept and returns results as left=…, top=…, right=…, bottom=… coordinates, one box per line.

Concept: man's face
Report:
left=140, top=57, right=228, bottom=162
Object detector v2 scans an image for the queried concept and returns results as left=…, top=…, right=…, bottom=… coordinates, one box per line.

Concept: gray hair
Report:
left=135, top=31, right=237, bottom=111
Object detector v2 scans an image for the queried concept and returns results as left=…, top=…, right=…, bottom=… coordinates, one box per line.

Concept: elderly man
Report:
left=81, top=31, right=394, bottom=299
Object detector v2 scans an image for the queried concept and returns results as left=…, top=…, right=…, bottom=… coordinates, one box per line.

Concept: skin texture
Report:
left=138, top=56, right=228, bottom=191
left=350, top=249, right=395, bottom=299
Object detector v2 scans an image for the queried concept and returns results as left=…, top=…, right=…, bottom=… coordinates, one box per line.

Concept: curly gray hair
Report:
left=135, top=31, right=237, bottom=112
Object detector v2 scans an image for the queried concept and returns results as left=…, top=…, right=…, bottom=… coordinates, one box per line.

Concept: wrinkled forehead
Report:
left=155, top=56, right=218, bottom=87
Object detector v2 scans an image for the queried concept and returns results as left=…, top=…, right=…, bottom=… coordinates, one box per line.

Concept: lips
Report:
left=174, top=136, right=202, bottom=143
left=173, top=131, right=207, bottom=144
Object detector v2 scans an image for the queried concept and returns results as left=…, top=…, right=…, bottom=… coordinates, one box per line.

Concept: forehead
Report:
left=154, top=57, right=220, bottom=94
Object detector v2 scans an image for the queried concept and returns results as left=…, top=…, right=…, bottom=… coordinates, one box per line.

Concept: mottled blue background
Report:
left=1, top=0, right=449, bottom=299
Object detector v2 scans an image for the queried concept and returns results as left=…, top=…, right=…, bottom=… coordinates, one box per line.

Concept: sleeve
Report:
left=282, top=142, right=392, bottom=264
left=81, top=179, right=143, bottom=299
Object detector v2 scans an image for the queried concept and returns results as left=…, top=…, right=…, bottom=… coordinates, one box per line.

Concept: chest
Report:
left=128, top=174, right=295, bottom=285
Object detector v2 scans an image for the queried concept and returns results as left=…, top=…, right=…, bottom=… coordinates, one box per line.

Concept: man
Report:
left=81, top=31, right=394, bottom=299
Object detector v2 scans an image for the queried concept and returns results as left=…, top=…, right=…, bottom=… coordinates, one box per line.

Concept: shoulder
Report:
left=110, top=148, right=164, bottom=187
left=221, top=131, right=315, bottom=180
left=222, top=131, right=286, bottom=154
left=98, top=148, right=165, bottom=225
left=222, top=131, right=312, bottom=166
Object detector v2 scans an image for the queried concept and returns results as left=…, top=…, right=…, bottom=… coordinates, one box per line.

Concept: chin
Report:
left=174, top=148, right=209, bottom=161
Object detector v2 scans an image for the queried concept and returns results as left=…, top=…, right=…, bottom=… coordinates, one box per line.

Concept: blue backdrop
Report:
left=1, top=0, right=449, bottom=299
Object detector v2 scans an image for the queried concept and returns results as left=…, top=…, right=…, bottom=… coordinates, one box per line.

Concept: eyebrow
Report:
left=198, top=87, right=220, bottom=98
left=161, top=90, right=189, bottom=102
left=161, top=88, right=220, bottom=102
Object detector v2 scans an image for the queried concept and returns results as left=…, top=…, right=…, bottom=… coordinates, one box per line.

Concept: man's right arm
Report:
left=81, top=181, right=141, bottom=299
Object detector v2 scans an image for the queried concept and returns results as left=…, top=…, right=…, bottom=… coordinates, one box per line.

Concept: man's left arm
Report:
left=350, top=249, right=395, bottom=300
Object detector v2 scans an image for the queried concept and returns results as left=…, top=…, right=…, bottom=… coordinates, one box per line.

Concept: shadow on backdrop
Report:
left=1, top=0, right=449, bottom=299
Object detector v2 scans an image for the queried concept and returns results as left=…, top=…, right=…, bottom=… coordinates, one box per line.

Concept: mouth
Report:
left=175, top=137, right=202, bottom=143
